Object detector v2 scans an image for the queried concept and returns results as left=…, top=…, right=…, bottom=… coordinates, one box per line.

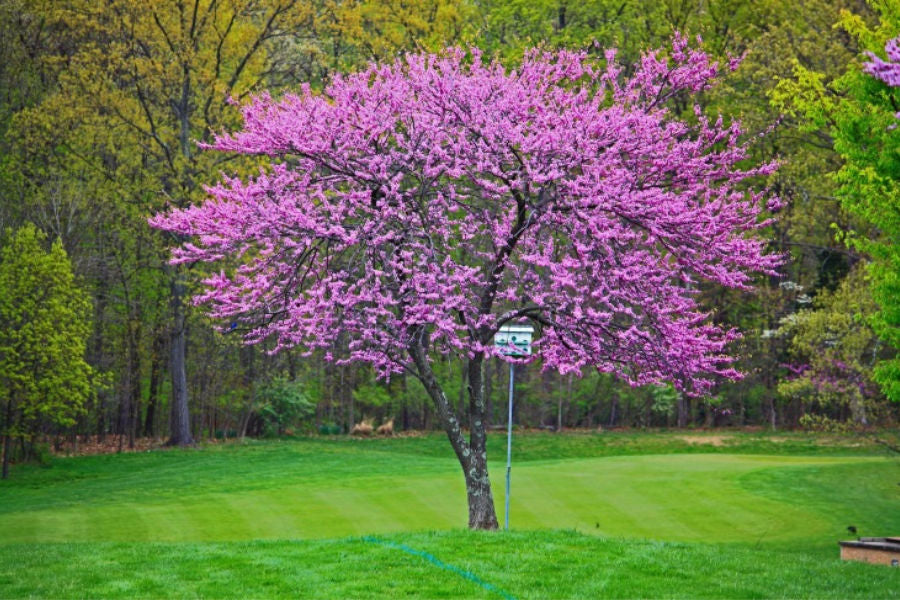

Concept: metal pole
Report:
left=505, top=362, right=514, bottom=530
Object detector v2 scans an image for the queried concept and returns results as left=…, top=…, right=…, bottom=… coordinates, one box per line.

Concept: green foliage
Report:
left=256, top=378, right=315, bottom=437
left=316, top=0, right=470, bottom=75
left=317, top=423, right=342, bottom=435
left=0, top=224, right=94, bottom=460
left=649, top=384, right=680, bottom=418
left=2, top=0, right=899, bottom=440
left=31, top=442, right=53, bottom=468
left=352, top=381, right=393, bottom=409
left=777, top=267, right=883, bottom=423
left=465, top=0, right=665, bottom=63
left=777, top=2, right=900, bottom=402
left=799, top=413, right=856, bottom=433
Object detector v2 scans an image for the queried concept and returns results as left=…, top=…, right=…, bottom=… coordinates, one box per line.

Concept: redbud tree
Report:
left=151, top=36, right=780, bottom=529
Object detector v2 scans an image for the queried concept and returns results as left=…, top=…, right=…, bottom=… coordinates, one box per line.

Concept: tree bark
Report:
left=128, top=317, right=141, bottom=449
left=464, top=353, right=498, bottom=529
left=408, top=337, right=498, bottom=530
left=768, top=395, right=777, bottom=431
left=2, top=434, right=10, bottom=480
left=144, top=330, right=163, bottom=437
left=677, top=394, right=688, bottom=428
left=850, top=395, right=869, bottom=426
left=166, top=274, right=193, bottom=446
left=2, top=398, right=13, bottom=479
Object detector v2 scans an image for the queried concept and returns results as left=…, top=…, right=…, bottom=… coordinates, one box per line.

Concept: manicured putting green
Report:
left=1, top=435, right=899, bottom=598
left=0, top=439, right=894, bottom=544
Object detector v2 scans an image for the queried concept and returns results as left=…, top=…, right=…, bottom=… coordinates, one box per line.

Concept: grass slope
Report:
left=0, top=431, right=898, bottom=597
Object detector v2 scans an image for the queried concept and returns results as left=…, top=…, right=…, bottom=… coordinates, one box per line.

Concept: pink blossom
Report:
left=151, top=40, right=781, bottom=396
left=864, top=36, right=900, bottom=88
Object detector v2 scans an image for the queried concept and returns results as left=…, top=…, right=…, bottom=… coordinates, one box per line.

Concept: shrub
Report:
left=256, top=378, right=315, bottom=437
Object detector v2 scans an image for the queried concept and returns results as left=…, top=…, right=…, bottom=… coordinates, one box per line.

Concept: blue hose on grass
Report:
left=361, top=536, right=516, bottom=600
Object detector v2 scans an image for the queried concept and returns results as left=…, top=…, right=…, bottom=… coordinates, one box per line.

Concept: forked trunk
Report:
left=408, top=337, right=499, bottom=530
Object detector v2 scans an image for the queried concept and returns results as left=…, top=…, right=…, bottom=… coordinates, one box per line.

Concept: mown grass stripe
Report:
left=362, top=536, right=515, bottom=600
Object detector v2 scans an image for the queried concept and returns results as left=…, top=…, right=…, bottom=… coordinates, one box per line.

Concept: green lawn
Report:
left=1, top=431, right=898, bottom=597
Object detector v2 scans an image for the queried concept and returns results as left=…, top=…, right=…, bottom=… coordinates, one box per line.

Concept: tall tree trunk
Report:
left=408, top=337, right=498, bottom=530
left=144, top=330, right=163, bottom=437
left=166, top=274, right=193, bottom=446
left=164, top=60, right=196, bottom=448
left=1, top=398, right=12, bottom=479
left=342, top=364, right=353, bottom=429
left=677, top=394, right=688, bottom=428
left=92, top=272, right=109, bottom=443
left=128, top=319, right=141, bottom=449
left=117, top=382, right=127, bottom=453
left=400, top=372, right=409, bottom=431
left=484, top=359, right=493, bottom=429
left=850, top=394, right=869, bottom=426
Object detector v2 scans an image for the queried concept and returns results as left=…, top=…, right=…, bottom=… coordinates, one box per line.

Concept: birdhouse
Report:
left=494, top=324, right=534, bottom=357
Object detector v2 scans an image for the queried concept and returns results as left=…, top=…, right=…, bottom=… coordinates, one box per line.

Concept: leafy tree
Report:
left=777, top=267, right=883, bottom=425
left=839, top=18, right=900, bottom=402
left=12, top=0, right=318, bottom=445
left=153, top=39, right=779, bottom=528
left=0, top=224, right=94, bottom=478
left=464, top=0, right=669, bottom=63
left=466, top=0, right=874, bottom=428
left=775, top=3, right=900, bottom=402
left=256, top=377, right=315, bottom=437
left=314, top=0, right=470, bottom=76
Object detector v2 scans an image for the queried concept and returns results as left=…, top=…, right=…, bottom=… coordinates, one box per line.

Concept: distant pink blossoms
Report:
left=865, top=36, right=900, bottom=88
left=151, top=36, right=781, bottom=395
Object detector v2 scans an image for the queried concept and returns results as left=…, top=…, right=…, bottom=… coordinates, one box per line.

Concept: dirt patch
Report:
left=49, top=435, right=251, bottom=456
left=678, top=435, right=730, bottom=447
left=46, top=436, right=166, bottom=456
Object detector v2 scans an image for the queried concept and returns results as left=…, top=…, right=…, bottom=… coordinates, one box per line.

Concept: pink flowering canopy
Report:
left=151, top=36, right=781, bottom=395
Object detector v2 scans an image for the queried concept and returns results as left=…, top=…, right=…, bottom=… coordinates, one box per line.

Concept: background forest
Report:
left=2, top=0, right=899, bottom=463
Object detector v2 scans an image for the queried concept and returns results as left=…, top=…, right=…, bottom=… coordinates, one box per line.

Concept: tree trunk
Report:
left=401, top=373, right=410, bottom=431
left=850, top=395, right=869, bottom=426
left=484, top=359, right=493, bottom=429
left=464, top=353, right=498, bottom=529
left=1, top=434, right=10, bottom=480
left=2, top=398, right=13, bottom=479
left=144, top=330, right=163, bottom=437
left=408, top=338, right=498, bottom=530
left=677, top=394, right=688, bottom=428
left=117, top=383, right=126, bottom=453
left=166, top=274, right=193, bottom=446
left=128, top=318, right=141, bottom=449
left=164, top=60, right=196, bottom=448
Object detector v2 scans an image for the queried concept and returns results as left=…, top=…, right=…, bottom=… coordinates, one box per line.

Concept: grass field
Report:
left=1, top=430, right=898, bottom=598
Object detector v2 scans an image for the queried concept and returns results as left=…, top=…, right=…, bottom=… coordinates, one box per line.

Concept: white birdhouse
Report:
left=494, top=324, right=534, bottom=356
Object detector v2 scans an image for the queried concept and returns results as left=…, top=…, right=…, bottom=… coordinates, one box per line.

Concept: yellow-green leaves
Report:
left=0, top=224, right=94, bottom=443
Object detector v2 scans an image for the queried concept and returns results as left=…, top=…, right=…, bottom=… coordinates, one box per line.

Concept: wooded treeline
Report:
left=1, top=0, right=899, bottom=463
